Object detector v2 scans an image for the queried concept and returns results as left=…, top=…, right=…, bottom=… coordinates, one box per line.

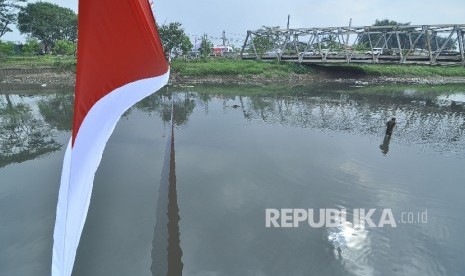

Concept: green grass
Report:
left=1, top=55, right=464, bottom=78
left=0, top=55, right=76, bottom=71
left=171, top=59, right=465, bottom=78
left=170, top=59, right=313, bottom=77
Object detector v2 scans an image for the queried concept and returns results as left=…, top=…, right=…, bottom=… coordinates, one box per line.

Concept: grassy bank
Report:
left=0, top=55, right=76, bottom=71
left=171, top=59, right=465, bottom=78
left=170, top=59, right=313, bottom=77
left=2, top=55, right=465, bottom=78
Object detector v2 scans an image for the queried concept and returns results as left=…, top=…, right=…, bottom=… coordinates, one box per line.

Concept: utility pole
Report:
left=202, top=33, right=208, bottom=57
left=222, top=31, right=226, bottom=46
left=287, top=14, right=290, bottom=30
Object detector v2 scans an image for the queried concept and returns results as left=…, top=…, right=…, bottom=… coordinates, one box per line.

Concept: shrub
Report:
left=0, top=40, right=15, bottom=56
left=52, top=40, right=76, bottom=55
left=22, top=39, right=42, bottom=55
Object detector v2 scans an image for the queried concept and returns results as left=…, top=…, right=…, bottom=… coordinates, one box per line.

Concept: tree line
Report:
left=357, top=19, right=455, bottom=51
left=1, top=0, right=208, bottom=59
left=1, top=1, right=77, bottom=56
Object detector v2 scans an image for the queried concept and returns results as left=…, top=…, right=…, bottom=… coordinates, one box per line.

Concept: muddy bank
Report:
left=170, top=72, right=465, bottom=86
left=0, top=68, right=75, bottom=93
left=1, top=67, right=465, bottom=93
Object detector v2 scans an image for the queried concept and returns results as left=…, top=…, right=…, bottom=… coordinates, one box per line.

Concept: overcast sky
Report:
left=3, top=0, right=465, bottom=46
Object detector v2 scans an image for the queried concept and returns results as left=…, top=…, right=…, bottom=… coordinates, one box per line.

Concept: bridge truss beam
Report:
left=240, top=24, right=465, bottom=66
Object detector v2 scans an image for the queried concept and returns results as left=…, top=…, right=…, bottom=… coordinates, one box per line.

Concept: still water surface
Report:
left=1, top=84, right=465, bottom=276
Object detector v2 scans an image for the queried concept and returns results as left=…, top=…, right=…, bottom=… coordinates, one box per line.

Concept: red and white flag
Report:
left=52, top=0, right=169, bottom=275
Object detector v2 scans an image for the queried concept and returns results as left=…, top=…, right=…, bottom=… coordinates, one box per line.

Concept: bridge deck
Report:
left=242, top=55, right=463, bottom=65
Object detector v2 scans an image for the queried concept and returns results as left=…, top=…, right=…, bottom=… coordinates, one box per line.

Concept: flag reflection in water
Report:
left=152, top=106, right=183, bottom=275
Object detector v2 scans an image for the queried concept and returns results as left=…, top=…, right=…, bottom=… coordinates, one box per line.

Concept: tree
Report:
left=320, top=34, right=344, bottom=50
left=0, top=95, right=60, bottom=168
left=359, top=19, right=455, bottom=52
left=252, top=35, right=274, bottom=56
left=38, top=93, right=73, bottom=131
left=0, top=0, right=25, bottom=38
left=136, top=93, right=196, bottom=126
left=359, top=19, right=410, bottom=49
left=17, top=2, right=77, bottom=53
left=158, top=22, right=193, bottom=57
left=199, top=35, right=212, bottom=58
left=251, top=26, right=283, bottom=55
left=0, top=40, right=14, bottom=56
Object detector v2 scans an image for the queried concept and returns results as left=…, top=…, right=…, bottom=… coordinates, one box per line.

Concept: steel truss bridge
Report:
left=240, top=24, right=465, bottom=66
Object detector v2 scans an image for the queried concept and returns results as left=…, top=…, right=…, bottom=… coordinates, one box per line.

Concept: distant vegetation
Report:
left=2, top=55, right=465, bottom=79
left=358, top=19, right=455, bottom=51
left=17, top=2, right=77, bottom=53
left=0, top=1, right=77, bottom=58
left=2, top=6, right=465, bottom=81
left=158, top=22, right=192, bottom=57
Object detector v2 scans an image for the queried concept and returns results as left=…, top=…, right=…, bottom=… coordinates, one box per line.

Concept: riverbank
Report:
left=1, top=56, right=465, bottom=91
left=169, top=59, right=465, bottom=86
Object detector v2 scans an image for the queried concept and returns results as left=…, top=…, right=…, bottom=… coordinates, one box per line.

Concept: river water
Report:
left=1, top=84, right=464, bottom=276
